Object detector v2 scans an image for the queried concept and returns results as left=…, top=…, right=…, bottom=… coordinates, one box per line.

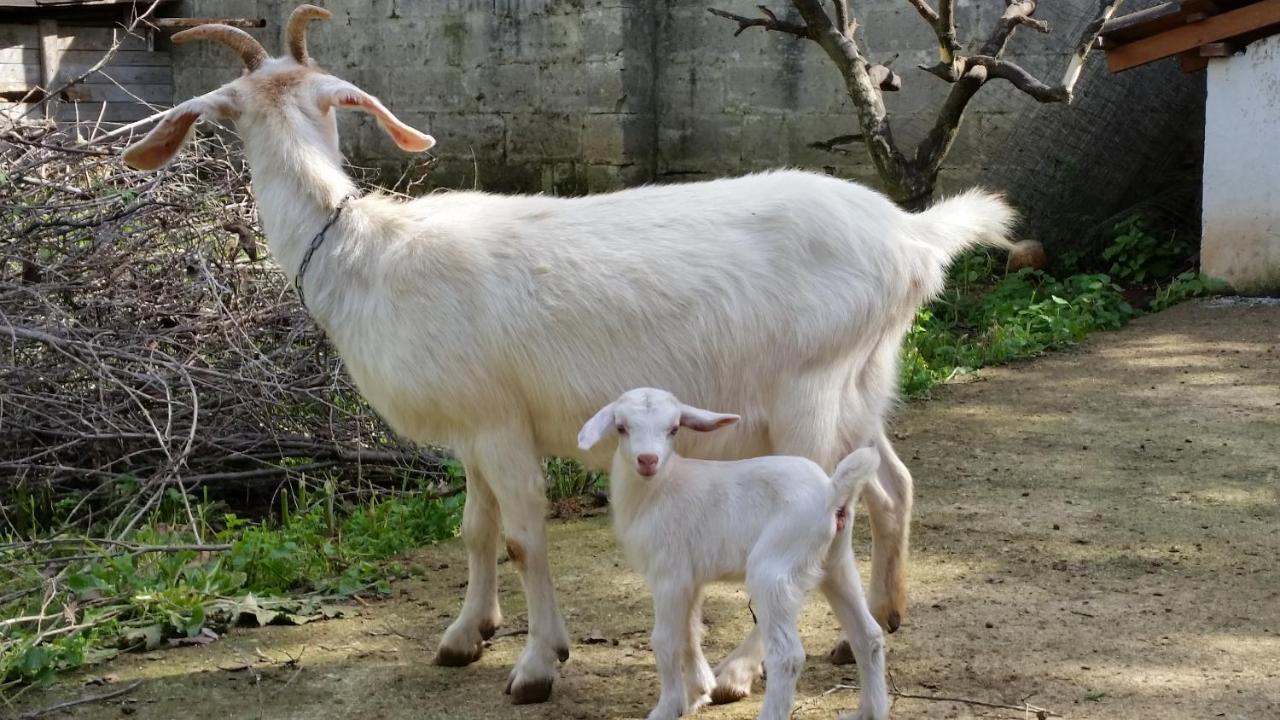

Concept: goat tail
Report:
left=909, top=188, right=1017, bottom=258
left=829, top=446, right=890, bottom=516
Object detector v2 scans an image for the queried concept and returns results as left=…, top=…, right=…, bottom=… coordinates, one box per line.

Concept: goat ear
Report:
left=577, top=402, right=617, bottom=451
left=322, top=81, right=434, bottom=153
left=679, top=405, right=740, bottom=433
left=123, top=90, right=238, bottom=170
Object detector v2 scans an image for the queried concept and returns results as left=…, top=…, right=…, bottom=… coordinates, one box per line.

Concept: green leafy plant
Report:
left=901, top=260, right=1135, bottom=397
left=1, top=484, right=462, bottom=695
left=1150, top=271, right=1230, bottom=311
left=1102, top=214, right=1189, bottom=284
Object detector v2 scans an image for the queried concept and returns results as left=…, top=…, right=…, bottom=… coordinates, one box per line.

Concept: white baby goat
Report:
left=579, top=388, right=891, bottom=720
left=123, top=4, right=1015, bottom=705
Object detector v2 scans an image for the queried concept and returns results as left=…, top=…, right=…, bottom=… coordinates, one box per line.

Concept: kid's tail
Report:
left=830, top=446, right=891, bottom=517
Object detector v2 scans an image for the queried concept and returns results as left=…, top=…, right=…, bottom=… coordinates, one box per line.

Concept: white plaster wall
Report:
left=1203, top=33, right=1280, bottom=293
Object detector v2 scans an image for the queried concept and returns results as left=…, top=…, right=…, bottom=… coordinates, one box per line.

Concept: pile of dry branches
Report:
left=0, top=122, right=444, bottom=535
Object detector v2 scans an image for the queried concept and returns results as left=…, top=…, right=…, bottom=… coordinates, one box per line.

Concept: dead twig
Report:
left=824, top=683, right=1062, bottom=717
left=15, top=680, right=143, bottom=719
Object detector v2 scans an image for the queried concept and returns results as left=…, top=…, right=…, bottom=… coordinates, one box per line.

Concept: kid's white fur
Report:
left=579, top=388, right=891, bottom=720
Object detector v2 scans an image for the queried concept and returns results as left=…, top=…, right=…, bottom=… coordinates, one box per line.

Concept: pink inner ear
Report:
left=337, top=93, right=434, bottom=152
left=122, top=110, right=200, bottom=170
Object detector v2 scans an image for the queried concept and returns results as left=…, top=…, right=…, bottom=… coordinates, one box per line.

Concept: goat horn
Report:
left=172, top=24, right=268, bottom=71
left=287, top=4, right=333, bottom=64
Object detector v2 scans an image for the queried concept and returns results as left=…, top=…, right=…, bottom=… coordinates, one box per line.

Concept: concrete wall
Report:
left=1202, top=34, right=1280, bottom=294
left=172, top=0, right=1204, bottom=246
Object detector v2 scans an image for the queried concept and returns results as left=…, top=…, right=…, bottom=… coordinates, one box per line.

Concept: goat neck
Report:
left=240, top=117, right=360, bottom=319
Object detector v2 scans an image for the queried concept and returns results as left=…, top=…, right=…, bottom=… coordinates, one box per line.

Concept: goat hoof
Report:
left=505, top=674, right=554, bottom=704
left=709, top=686, right=748, bottom=705
left=887, top=610, right=901, bottom=633
left=828, top=640, right=857, bottom=666
left=555, top=645, right=570, bottom=662
left=434, top=642, right=483, bottom=667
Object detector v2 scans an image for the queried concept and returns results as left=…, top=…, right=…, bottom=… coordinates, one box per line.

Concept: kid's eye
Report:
left=668, top=427, right=678, bottom=436
left=617, top=425, right=627, bottom=435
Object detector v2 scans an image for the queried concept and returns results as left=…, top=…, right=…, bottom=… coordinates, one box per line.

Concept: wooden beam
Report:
left=153, top=17, right=266, bottom=29
left=1179, top=49, right=1210, bottom=72
left=1099, top=2, right=1183, bottom=42
left=1199, top=40, right=1243, bottom=55
left=37, top=17, right=57, bottom=119
left=1106, top=0, right=1280, bottom=71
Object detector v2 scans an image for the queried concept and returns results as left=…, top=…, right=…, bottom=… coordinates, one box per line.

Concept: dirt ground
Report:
left=15, top=299, right=1280, bottom=720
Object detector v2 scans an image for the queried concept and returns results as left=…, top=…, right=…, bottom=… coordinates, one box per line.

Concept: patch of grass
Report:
left=900, top=257, right=1136, bottom=397
left=544, top=457, right=607, bottom=501
left=0, top=480, right=463, bottom=695
left=1150, top=271, right=1230, bottom=311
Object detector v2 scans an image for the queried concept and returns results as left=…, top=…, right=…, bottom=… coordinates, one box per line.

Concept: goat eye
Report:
left=616, top=425, right=627, bottom=435
left=668, top=427, right=678, bottom=436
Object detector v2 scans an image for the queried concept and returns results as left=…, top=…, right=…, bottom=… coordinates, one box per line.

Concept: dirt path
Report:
left=18, top=299, right=1280, bottom=720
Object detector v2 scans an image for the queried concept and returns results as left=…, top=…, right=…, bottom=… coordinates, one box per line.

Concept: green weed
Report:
left=901, top=260, right=1135, bottom=397
left=1150, top=271, right=1230, bottom=311
left=1102, top=214, right=1190, bottom=284
left=0, top=485, right=462, bottom=695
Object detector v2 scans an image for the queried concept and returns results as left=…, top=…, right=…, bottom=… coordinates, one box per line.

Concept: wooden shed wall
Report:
left=0, top=21, right=171, bottom=124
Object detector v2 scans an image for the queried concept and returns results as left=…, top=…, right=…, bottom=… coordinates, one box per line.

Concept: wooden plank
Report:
left=1199, top=40, right=1244, bottom=55
left=37, top=18, right=57, bottom=119
left=54, top=27, right=151, bottom=52
left=0, top=62, right=169, bottom=84
left=59, top=82, right=171, bottom=103
left=0, top=24, right=39, bottom=47
left=54, top=101, right=157, bottom=124
left=1106, top=0, right=1280, bottom=71
left=0, top=46, right=39, bottom=65
left=63, top=49, right=169, bottom=66
left=153, top=17, right=267, bottom=29
left=1099, top=2, right=1184, bottom=43
left=1180, top=49, right=1210, bottom=72
left=0, top=62, right=38, bottom=88
left=0, top=24, right=151, bottom=52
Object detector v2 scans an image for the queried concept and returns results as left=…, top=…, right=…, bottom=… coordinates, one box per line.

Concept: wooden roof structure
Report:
left=1100, top=0, right=1280, bottom=73
left=1, top=1, right=262, bottom=124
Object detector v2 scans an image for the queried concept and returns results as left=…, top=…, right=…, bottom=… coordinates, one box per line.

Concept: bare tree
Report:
left=710, top=0, right=1124, bottom=209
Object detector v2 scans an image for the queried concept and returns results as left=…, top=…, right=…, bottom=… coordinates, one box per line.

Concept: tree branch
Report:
left=915, top=0, right=1126, bottom=176
left=965, top=56, right=1069, bottom=101
left=938, top=0, right=961, bottom=63
left=833, top=0, right=853, bottom=36
left=905, top=0, right=940, bottom=25
left=707, top=5, right=900, bottom=92
left=707, top=6, right=811, bottom=38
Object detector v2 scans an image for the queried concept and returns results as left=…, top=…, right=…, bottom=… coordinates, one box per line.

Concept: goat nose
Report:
left=637, top=453, right=658, bottom=470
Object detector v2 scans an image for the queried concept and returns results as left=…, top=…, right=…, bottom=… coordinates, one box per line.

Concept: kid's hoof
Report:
left=434, top=642, right=483, bottom=667
left=828, top=640, right=857, bottom=666
left=505, top=674, right=554, bottom=704
left=709, top=686, right=748, bottom=705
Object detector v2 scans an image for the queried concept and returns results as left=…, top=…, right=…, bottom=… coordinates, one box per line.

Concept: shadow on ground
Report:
left=15, top=300, right=1279, bottom=719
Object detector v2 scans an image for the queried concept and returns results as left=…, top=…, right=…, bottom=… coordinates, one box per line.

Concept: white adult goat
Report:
left=123, top=5, right=1014, bottom=705
left=579, top=388, right=890, bottom=720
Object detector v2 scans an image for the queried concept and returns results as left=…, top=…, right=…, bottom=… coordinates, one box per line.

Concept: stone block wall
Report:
left=173, top=0, right=1204, bottom=246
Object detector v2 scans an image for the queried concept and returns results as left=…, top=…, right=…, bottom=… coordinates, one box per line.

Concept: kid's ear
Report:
left=320, top=79, right=434, bottom=153
left=577, top=402, right=617, bottom=451
left=122, top=89, right=239, bottom=170
left=678, top=405, right=740, bottom=433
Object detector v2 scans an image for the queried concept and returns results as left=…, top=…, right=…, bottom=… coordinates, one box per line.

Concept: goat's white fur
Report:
left=124, top=17, right=1014, bottom=703
left=580, top=388, right=891, bottom=720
